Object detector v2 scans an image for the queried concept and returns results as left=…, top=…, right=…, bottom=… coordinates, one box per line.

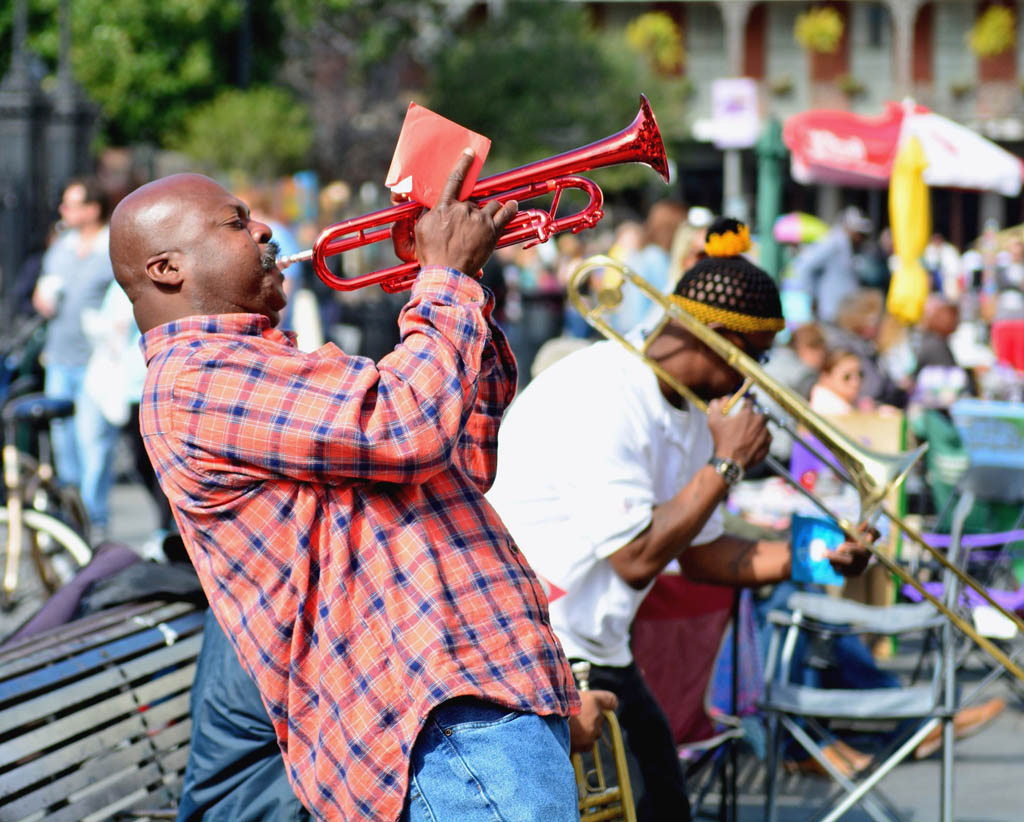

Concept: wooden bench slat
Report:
left=0, top=635, right=200, bottom=738
left=130, top=665, right=197, bottom=711
left=155, top=745, right=191, bottom=779
left=0, top=669, right=195, bottom=770
left=0, top=602, right=196, bottom=674
left=3, top=711, right=154, bottom=798
left=136, top=692, right=193, bottom=732
left=43, top=761, right=168, bottom=822
left=149, top=718, right=192, bottom=753
left=3, top=731, right=182, bottom=818
left=0, top=610, right=203, bottom=704
left=0, top=601, right=172, bottom=664
left=0, top=603, right=205, bottom=822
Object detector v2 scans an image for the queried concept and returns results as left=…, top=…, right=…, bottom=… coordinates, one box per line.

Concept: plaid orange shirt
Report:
left=139, top=267, right=579, bottom=821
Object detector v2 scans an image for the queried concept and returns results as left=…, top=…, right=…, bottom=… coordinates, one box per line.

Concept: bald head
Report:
left=110, top=173, right=286, bottom=333
left=110, top=174, right=218, bottom=300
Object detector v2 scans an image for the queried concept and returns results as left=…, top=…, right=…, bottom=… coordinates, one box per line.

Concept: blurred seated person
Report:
left=767, top=323, right=827, bottom=400
left=754, top=570, right=1006, bottom=774
left=825, top=289, right=908, bottom=408
left=752, top=323, right=827, bottom=469
left=809, top=348, right=864, bottom=415
left=792, top=348, right=897, bottom=493
left=916, top=295, right=977, bottom=395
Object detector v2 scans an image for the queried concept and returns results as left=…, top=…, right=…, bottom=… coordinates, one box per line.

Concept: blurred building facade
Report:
left=584, top=0, right=1024, bottom=243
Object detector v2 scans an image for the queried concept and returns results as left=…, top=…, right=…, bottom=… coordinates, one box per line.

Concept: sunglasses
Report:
left=731, top=334, right=771, bottom=366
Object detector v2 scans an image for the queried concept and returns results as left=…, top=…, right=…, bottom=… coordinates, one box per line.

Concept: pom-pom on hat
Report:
left=704, top=217, right=752, bottom=257
left=670, top=217, right=785, bottom=333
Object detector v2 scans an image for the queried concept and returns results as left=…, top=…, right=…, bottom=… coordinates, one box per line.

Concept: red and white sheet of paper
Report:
left=384, top=103, right=491, bottom=207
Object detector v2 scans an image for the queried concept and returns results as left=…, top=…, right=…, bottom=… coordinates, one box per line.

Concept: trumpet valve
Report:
left=571, top=660, right=592, bottom=691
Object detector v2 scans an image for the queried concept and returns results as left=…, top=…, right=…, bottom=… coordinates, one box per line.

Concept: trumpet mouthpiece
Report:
left=277, top=249, right=313, bottom=268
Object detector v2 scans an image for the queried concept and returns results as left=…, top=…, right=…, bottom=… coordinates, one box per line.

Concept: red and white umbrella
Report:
left=784, top=100, right=1024, bottom=196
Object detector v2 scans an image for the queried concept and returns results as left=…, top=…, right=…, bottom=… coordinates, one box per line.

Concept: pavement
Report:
left=715, top=654, right=1024, bottom=822
left=4, top=479, right=1024, bottom=820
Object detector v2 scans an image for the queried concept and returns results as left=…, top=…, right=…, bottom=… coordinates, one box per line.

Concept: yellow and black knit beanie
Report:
left=670, top=216, right=784, bottom=333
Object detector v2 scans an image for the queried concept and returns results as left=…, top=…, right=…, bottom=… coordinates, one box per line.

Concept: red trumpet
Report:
left=278, top=95, right=670, bottom=293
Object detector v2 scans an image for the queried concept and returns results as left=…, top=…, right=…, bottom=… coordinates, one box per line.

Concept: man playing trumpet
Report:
left=109, top=152, right=615, bottom=822
left=486, top=217, right=873, bottom=821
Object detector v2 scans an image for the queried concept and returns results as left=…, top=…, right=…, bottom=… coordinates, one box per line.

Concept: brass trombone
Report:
left=571, top=661, right=637, bottom=822
left=568, top=255, right=1024, bottom=683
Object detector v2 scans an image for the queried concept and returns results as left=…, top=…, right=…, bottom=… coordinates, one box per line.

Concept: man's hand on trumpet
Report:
left=415, top=149, right=519, bottom=277
left=569, top=690, right=620, bottom=753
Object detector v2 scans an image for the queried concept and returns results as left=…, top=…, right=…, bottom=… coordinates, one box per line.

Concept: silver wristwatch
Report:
left=709, top=456, right=744, bottom=487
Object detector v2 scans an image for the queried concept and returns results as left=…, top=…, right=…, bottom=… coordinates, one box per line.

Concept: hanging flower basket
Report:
left=968, top=5, right=1016, bottom=59
left=626, top=11, right=685, bottom=74
left=837, top=73, right=865, bottom=97
left=794, top=7, right=844, bottom=55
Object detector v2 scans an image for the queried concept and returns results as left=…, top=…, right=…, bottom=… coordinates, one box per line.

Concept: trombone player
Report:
left=486, top=217, right=873, bottom=821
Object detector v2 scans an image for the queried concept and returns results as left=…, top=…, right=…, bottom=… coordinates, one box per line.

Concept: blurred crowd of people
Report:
left=7, top=172, right=1024, bottom=550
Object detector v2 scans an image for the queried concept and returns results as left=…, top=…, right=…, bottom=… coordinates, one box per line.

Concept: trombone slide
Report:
left=568, top=255, right=1024, bottom=683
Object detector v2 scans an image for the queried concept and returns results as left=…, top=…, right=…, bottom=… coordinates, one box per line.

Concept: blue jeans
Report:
left=74, top=391, right=121, bottom=528
left=44, top=362, right=86, bottom=487
left=401, top=698, right=578, bottom=822
left=181, top=613, right=575, bottom=822
left=754, top=581, right=899, bottom=692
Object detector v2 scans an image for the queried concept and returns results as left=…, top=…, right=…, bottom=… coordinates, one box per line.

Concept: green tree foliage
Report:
left=428, top=3, right=690, bottom=193
left=0, top=0, right=284, bottom=146
left=429, top=4, right=636, bottom=170
left=282, top=0, right=451, bottom=77
left=171, top=85, right=313, bottom=179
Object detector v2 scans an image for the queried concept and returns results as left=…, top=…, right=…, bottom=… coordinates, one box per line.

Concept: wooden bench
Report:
left=0, top=599, right=205, bottom=822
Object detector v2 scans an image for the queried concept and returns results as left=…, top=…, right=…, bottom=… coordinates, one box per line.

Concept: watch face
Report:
left=714, top=458, right=743, bottom=485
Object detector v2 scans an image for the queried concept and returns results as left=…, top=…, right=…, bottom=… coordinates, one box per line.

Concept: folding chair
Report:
left=631, top=574, right=750, bottom=820
left=758, top=492, right=988, bottom=822
left=901, top=468, right=1024, bottom=703
left=905, top=402, right=1024, bottom=700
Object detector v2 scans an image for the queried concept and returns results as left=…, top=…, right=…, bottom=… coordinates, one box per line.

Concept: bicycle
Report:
left=0, top=321, right=93, bottom=610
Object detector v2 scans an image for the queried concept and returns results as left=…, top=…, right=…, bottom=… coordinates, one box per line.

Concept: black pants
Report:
left=127, top=403, right=174, bottom=532
left=576, top=660, right=692, bottom=822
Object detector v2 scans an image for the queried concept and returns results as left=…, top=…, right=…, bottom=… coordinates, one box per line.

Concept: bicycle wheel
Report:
left=0, top=507, right=93, bottom=607
left=0, top=450, right=41, bottom=506
left=22, top=471, right=90, bottom=542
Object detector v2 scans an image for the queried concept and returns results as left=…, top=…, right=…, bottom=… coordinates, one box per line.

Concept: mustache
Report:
left=261, top=240, right=280, bottom=272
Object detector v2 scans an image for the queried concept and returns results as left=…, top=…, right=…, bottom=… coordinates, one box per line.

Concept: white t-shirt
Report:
left=487, top=340, right=723, bottom=667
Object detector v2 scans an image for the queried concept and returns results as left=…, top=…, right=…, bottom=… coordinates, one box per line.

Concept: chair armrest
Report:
left=785, top=592, right=944, bottom=634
